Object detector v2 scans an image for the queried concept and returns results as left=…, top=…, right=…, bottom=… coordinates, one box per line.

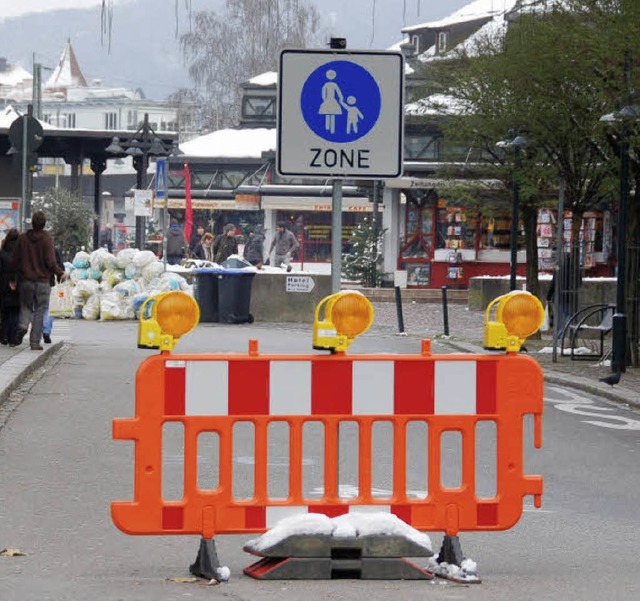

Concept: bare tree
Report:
left=181, top=0, right=321, bottom=130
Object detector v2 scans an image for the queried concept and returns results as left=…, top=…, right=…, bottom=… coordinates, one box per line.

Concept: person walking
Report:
left=243, top=225, right=265, bottom=268
left=269, top=222, right=299, bottom=271
left=42, top=246, right=65, bottom=344
left=12, top=211, right=66, bottom=350
left=0, top=229, right=20, bottom=346
left=166, top=217, right=187, bottom=265
left=213, top=224, right=238, bottom=264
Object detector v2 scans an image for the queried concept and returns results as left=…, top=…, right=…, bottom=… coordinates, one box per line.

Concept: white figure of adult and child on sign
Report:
left=318, top=69, right=364, bottom=135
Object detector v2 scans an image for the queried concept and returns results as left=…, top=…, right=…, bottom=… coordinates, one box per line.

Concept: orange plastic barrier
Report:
left=112, top=341, right=543, bottom=538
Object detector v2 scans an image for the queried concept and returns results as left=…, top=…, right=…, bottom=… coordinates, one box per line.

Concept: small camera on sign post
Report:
left=329, top=37, right=347, bottom=50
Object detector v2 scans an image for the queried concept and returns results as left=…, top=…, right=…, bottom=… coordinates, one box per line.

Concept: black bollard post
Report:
left=441, top=286, right=450, bottom=337
left=394, top=286, right=405, bottom=334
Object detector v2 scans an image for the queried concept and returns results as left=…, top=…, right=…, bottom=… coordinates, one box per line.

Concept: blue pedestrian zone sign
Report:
left=278, top=49, right=404, bottom=179
left=300, top=61, right=381, bottom=144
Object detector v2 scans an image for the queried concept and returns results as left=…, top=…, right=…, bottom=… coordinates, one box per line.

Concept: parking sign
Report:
left=277, top=49, right=404, bottom=179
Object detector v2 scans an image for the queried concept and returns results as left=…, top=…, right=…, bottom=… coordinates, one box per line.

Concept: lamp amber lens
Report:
left=156, top=292, right=199, bottom=337
left=330, top=294, right=374, bottom=338
left=500, top=295, right=544, bottom=338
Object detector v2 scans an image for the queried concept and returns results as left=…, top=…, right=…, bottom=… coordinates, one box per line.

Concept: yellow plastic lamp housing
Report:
left=313, top=291, right=374, bottom=353
left=483, top=290, right=544, bottom=353
left=137, top=291, right=200, bottom=352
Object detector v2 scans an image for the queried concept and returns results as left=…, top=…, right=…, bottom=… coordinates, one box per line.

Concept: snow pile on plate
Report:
left=245, top=512, right=432, bottom=555
left=66, top=248, right=192, bottom=321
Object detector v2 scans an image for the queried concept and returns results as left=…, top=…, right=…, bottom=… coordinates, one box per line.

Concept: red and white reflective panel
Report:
left=163, top=359, right=497, bottom=417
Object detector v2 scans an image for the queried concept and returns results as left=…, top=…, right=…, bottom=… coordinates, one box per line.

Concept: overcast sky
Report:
left=0, top=0, right=473, bottom=49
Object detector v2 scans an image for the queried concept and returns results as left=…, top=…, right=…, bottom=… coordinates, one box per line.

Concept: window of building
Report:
left=242, top=96, right=276, bottom=120
left=411, top=34, right=420, bottom=55
left=105, top=112, right=117, bottom=130
left=127, top=110, right=138, bottom=130
left=438, top=31, right=448, bottom=53
left=404, top=134, right=442, bottom=160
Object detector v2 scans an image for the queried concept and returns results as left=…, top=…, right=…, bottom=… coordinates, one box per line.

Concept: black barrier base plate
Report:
left=190, top=538, right=225, bottom=582
left=244, top=556, right=434, bottom=580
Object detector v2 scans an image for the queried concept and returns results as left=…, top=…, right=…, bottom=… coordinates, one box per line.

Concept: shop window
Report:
left=479, top=215, right=512, bottom=250
left=536, top=208, right=608, bottom=270
left=437, top=207, right=476, bottom=250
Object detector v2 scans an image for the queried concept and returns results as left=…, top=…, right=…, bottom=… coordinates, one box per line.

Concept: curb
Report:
left=0, top=341, right=65, bottom=406
left=439, top=338, right=640, bottom=410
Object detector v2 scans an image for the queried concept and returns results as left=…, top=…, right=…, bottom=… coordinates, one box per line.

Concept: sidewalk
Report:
left=0, top=341, right=65, bottom=405
left=0, top=304, right=638, bottom=410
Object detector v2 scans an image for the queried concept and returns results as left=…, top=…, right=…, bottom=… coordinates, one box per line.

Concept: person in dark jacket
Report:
left=213, top=224, right=238, bottom=264
left=189, top=224, right=205, bottom=257
left=166, top=217, right=187, bottom=265
left=0, top=229, right=20, bottom=346
left=243, top=225, right=265, bottom=268
left=12, top=211, right=66, bottom=350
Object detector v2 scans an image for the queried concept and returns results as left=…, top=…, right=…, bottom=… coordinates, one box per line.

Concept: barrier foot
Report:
left=189, top=537, right=229, bottom=582
left=427, top=536, right=481, bottom=584
left=438, top=535, right=464, bottom=566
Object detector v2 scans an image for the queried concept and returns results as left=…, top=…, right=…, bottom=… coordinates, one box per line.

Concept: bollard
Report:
left=394, top=286, right=405, bottom=334
left=441, top=286, right=450, bottom=337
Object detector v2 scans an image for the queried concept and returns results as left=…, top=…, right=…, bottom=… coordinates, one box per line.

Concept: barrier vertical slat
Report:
left=219, top=423, right=234, bottom=504
left=358, top=418, right=373, bottom=502
left=393, top=418, right=407, bottom=502
left=289, top=419, right=304, bottom=503
left=324, top=419, right=339, bottom=500
left=183, top=420, right=198, bottom=505
left=462, top=420, right=476, bottom=497
left=254, top=419, right=268, bottom=502
left=428, top=422, right=442, bottom=500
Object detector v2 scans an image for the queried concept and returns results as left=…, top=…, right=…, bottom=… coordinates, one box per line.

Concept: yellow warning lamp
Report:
left=483, top=290, right=545, bottom=353
left=312, top=290, right=374, bottom=353
left=138, top=291, right=200, bottom=352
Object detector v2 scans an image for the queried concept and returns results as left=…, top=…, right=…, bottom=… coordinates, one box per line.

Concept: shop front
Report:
left=397, top=188, right=611, bottom=289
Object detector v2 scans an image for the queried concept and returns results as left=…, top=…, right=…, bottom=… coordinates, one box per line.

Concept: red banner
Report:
left=184, top=163, right=193, bottom=242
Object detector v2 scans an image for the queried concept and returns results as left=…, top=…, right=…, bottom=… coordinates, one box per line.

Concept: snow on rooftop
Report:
left=248, top=71, right=278, bottom=86
left=45, top=41, right=88, bottom=90
left=179, top=128, right=276, bottom=159
left=0, top=64, right=32, bottom=86
left=0, top=105, right=54, bottom=130
left=245, top=512, right=433, bottom=554
left=0, top=105, right=21, bottom=128
left=403, top=0, right=519, bottom=32
left=406, top=93, right=468, bottom=117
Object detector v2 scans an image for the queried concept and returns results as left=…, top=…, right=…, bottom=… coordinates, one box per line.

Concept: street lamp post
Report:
left=600, top=103, right=638, bottom=373
left=106, top=113, right=174, bottom=250
left=496, top=133, right=528, bottom=291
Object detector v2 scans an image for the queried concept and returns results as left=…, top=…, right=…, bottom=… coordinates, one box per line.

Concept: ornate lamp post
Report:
left=106, top=113, right=178, bottom=250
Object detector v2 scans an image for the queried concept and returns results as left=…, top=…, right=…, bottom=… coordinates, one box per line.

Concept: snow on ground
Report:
left=246, top=512, right=433, bottom=554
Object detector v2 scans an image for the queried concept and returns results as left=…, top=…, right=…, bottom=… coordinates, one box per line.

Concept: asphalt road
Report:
left=1, top=321, right=639, bottom=601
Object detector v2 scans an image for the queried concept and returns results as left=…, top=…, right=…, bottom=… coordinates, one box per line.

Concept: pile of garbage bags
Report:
left=52, top=248, right=192, bottom=321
